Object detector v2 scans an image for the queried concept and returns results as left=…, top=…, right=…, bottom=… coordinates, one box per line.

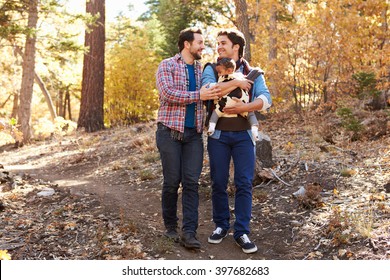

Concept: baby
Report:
left=207, top=58, right=260, bottom=141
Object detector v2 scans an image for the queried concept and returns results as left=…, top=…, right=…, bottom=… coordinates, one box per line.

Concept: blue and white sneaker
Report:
left=235, top=234, right=258, bottom=253
left=208, top=227, right=228, bottom=244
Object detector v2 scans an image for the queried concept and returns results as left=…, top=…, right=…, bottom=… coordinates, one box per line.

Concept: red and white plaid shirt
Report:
left=156, top=54, right=204, bottom=134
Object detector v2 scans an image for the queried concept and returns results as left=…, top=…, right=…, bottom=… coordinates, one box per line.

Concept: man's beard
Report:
left=191, top=50, right=202, bottom=60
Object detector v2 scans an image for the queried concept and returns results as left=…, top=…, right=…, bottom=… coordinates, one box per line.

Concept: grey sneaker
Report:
left=208, top=227, right=228, bottom=244
left=235, top=234, right=258, bottom=254
left=164, top=228, right=179, bottom=242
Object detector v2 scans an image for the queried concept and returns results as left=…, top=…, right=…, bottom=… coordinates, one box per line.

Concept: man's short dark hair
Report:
left=178, top=27, right=203, bottom=52
left=216, top=57, right=236, bottom=71
left=217, top=29, right=246, bottom=58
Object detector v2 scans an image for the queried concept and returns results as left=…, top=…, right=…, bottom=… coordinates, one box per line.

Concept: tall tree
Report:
left=234, top=0, right=251, bottom=61
left=144, top=0, right=227, bottom=57
left=78, top=0, right=105, bottom=132
left=268, top=3, right=277, bottom=61
left=105, top=17, right=161, bottom=126
left=3, top=0, right=82, bottom=130
left=267, top=3, right=278, bottom=96
left=18, top=0, right=38, bottom=143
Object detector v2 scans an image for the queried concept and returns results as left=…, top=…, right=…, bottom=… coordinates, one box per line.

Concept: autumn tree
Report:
left=105, top=18, right=161, bottom=126
left=78, top=0, right=105, bottom=132
left=17, top=0, right=38, bottom=143
left=248, top=0, right=389, bottom=111
left=1, top=0, right=84, bottom=141
left=234, top=0, right=251, bottom=61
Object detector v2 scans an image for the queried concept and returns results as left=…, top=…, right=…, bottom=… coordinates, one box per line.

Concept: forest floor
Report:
left=0, top=108, right=389, bottom=260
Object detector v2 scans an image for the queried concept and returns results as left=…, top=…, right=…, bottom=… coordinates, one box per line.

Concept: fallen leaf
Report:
left=0, top=250, right=11, bottom=260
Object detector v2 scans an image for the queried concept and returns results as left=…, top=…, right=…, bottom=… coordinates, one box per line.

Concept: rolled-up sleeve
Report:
left=252, top=75, right=272, bottom=111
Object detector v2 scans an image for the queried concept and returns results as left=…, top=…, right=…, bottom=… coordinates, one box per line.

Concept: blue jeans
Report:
left=207, top=130, right=254, bottom=239
left=156, top=123, right=203, bottom=234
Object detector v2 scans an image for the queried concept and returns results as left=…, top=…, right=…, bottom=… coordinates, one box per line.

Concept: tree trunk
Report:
left=18, top=0, right=38, bottom=143
left=268, top=4, right=277, bottom=61
left=34, top=73, right=57, bottom=120
left=11, top=91, right=18, bottom=119
left=268, top=3, right=279, bottom=97
left=14, top=45, right=57, bottom=121
left=66, top=89, right=72, bottom=120
left=57, top=89, right=64, bottom=117
left=234, top=0, right=251, bottom=62
left=77, top=0, right=105, bottom=132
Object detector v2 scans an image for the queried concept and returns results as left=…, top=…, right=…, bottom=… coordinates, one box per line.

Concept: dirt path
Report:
left=1, top=131, right=286, bottom=260
left=1, top=113, right=389, bottom=260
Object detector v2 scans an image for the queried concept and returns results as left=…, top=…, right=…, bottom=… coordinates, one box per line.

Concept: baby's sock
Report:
left=208, top=122, right=216, bottom=135
left=251, top=125, right=259, bottom=141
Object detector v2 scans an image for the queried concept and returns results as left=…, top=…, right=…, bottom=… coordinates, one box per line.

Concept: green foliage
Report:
left=107, top=14, right=163, bottom=54
left=150, top=0, right=193, bottom=57
left=0, top=0, right=66, bottom=40
left=143, top=0, right=228, bottom=57
left=336, top=107, right=363, bottom=134
left=0, top=0, right=29, bottom=39
left=9, top=117, right=17, bottom=126
left=105, top=25, right=161, bottom=126
left=352, top=72, right=381, bottom=99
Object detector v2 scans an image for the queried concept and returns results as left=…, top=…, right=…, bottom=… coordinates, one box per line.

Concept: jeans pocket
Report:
left=156, top=125, right=171, bottom=150
left=157, top=122, right=170, bottom=131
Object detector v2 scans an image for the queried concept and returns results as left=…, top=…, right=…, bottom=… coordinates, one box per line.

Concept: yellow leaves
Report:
left=284, top=141, right=295, bottom=152
left=0, top=250, right=11, bottom=260
left=369, top=194, right=385, bottom=202
left=105, top=31, right=160, bottom=126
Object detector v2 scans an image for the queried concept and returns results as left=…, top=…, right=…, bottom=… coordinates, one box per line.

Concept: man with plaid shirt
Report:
left=156, top=27, right=219, bottom=249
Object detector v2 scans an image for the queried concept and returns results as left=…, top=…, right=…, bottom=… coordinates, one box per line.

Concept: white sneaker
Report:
left=208, top=227, right=228, bottom=244
left=235, top=234, right=258, bottom=254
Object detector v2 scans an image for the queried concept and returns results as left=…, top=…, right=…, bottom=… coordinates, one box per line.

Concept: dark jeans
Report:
left=156, top=123, right=203, bottom=234
left=207, top=130, right=255, bottom=239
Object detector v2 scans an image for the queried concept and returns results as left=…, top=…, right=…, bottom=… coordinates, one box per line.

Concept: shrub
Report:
left=336, top=107, right=364, bottom=140
left=352, top=72, right=381, bottom=100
